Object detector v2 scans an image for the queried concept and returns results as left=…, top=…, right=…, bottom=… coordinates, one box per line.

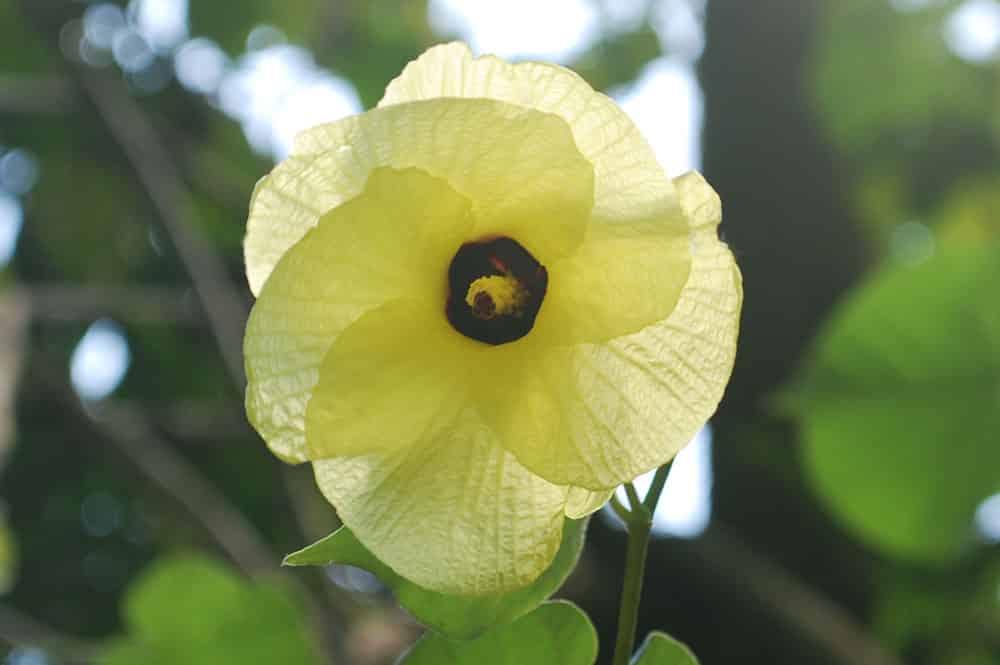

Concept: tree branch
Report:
left=25, top=284, right=201, bottom=326
left=0, top=75, right=76, bottom=114
left=80, top=398, right=277, bottom=575
left=44, top=379, right=346, bottom=663
left=692, top=527, right=906, bottom=665
left=74, top=69, right=250, bottom=389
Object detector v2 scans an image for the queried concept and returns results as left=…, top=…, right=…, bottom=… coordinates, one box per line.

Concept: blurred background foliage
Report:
left=0, top=0, right=999, bottom=664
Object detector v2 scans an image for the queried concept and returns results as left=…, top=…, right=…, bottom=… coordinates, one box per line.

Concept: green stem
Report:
left=609, top=494, right=632, bottom=523
left=611, top=510, right=652, bottom=665
left=611, top=463, right=674, bottom=665
left=643, top=461, right=673, bottom=514
left=624, top=482, right=643, bottom=511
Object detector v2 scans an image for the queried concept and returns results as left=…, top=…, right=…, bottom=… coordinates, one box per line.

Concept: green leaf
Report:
left=933, top=176, right=1000, bottom=247
left=812, top=0, right=989, bottom=157
left=399, top=600, right=597, bottom=665
left=632, top=632, right=700, bottom=665
left=572, top=26, right=663, bottom=92
left=98, top=554, right=323, bottom=665
left=285, top=517, right=589, bottom=639
left=100, top=641, right=170, bottom=665
left=785, top=247, right=1000, bottom=562
left=872, top=560, right=1000, bottom=658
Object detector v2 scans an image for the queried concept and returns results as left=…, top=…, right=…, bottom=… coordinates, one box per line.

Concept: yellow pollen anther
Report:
left=465, top=275, right=525, bottom=320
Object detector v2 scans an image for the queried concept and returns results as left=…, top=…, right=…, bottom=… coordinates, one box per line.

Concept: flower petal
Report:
left=379, top=42, right=679, bottom=228
left=306, top=299, right=477, bottom=459
left=312, top=421, right=568, bottom=596
left=487, top=172, right=741, bottom=489
left=534, top=216, right=692, bottom=344
left=247, top=97, right=593, bottom=295
left=564, top=487, right=613, bottom=518
left=244, top=168, right=473, bottom=463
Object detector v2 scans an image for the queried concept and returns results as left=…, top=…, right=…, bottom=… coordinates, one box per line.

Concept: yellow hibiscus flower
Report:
left=243, top=42, right=741, bottom=596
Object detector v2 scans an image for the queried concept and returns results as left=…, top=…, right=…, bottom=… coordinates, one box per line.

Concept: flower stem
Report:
left=609, top=494, right=632, bottom=523
left=611, top=503, right=652, bottom=665
left=624, top=482, right=643, bottom=510
left=612, top=464, right=675, bottom=665
left=643, top=461, right=673, bottom=513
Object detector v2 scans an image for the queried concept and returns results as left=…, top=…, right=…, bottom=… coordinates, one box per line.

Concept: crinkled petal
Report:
left=312, top=420, right=568, bottom=596
left=487, top=172, right=741, bottom=489
left=379, top=42, right=680, bottom=228
left=246, top=97, right=593, bottom=294
left=306, top=299, right=478, bottom=459
left=244, top=168, right=473, bottom=462
left=565, top=487, right=613, bottom=518
left=673, top=171, right=723, bottom=233
left=534, top=219, right=691, bottom=344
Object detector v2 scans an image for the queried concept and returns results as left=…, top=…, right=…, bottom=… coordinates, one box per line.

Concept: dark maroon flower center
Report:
left=446, top=236, right=548, bottom=345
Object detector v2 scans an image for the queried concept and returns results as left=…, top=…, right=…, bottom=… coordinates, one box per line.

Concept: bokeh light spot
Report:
left=0, top=149, right=40, bottom=196
left=128, top=0, right=189, bottom=53
left=613, top=57, right=703, bottom=177
left=653, top=0, right=706, bottom=61
left=174, top=37, right=229, bottom=95
left=83, top=3, right=126, bottom=50
left=270, top=77, right=363, bottom=158
left=428, top=0, right=600, bottom=63
left=602, top=0, right=648, bottom=32
left=80, top=491, right=124, bottom=538
left=218, top=45, right=361, bottom=160
left=974, top=493, right=1000, bottom=543
left=112, top=28, right=155, bottom=73
left=0, top=193, right=24, bottom=269
left=945, top=0, right=1000, bottom=62
left=70, top=319, right=132, bottom=401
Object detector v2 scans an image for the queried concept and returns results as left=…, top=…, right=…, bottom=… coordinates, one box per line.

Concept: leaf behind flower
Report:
left=398, top=600, right=597, bottom=665
left=284, top=517, right=588, bottom=639
left=632, top=632, right=701, bottom=665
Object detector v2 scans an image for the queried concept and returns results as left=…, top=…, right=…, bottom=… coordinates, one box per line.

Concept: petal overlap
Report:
left=484, top=172, right=740, bottom=489
left=247, top=97, right=594, bottom=295
left=379, top=42, right=680, bottom=228
left=306, top=299, right=475, bottom=460
left=245, top=167, right=473, bottom=462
